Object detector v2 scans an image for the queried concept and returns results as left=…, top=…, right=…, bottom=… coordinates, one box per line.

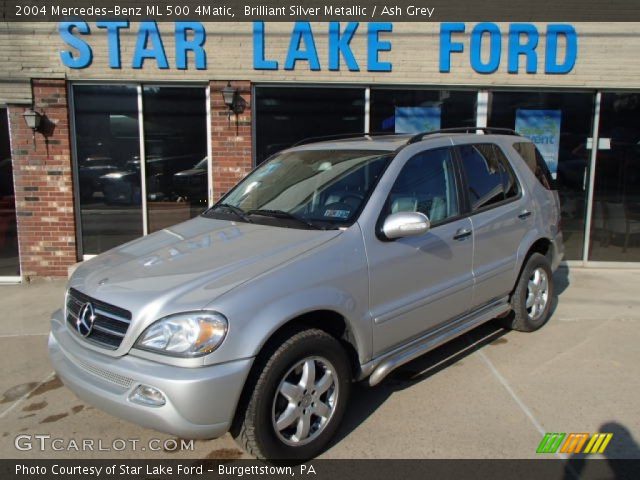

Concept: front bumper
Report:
left=48, top=310, right=253, bottom=439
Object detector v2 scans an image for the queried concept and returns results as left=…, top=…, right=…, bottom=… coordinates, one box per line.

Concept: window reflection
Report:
left=73, top=85, right=143, bottom=255
left=73, top=85, right=209, bottom=253
left=589, top=93, right=640, bottom=261
left=142, top=87, right=208, bottom=233
left=0, top=108, right=19, bottom=276
left=254, top=87, right=365, bottom=165
left=488, top=91, right=595, bottom=260
left=370, top=89, right=477, bottom=133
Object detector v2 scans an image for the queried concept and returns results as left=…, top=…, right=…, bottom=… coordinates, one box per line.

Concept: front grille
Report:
left=66, top=288, right=132, bottom=350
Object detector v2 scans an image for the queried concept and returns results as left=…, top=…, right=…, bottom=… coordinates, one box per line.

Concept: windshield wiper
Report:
left=208, top=203, right=252, bottom=223
left=246, top=209, right=324, bottom=230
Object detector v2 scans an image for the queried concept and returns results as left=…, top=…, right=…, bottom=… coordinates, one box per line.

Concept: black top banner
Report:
left=3, top=0, right=640, bottom=22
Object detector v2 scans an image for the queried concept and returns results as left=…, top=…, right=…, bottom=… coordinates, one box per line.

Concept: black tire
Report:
left=503, top=252, right=554, bottom=332
left=231, top=328, right=351, bottom=460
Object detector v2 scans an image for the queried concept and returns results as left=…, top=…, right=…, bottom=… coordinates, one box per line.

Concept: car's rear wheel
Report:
left=503, top=252, right=554, bottom=332
left=232, top=328, right=351, bottom=460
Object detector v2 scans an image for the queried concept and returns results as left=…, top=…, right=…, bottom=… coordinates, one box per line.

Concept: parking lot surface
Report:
left=1, top=267, right=639, bottom=459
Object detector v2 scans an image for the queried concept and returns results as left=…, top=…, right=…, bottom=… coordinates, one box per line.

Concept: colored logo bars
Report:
left=537, top=432, right=613, bottom=454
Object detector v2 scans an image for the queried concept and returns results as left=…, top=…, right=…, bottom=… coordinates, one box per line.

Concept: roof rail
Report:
left=291, top=132, right=396, bottom=147
left=406, top=127, right=521, bottom=145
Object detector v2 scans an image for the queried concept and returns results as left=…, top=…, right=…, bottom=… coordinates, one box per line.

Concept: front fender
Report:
left=200, top=226, right=372, bottom=367
left=238, top=286, right=370, bottom=364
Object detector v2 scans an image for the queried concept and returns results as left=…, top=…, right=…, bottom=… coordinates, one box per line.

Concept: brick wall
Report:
left=8, top=79, right=76, bottom=279
left=210, top=80, right=253, bottom=200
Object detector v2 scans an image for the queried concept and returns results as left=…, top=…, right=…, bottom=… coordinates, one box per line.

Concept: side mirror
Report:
left=382, top=211, right=431, bottom=240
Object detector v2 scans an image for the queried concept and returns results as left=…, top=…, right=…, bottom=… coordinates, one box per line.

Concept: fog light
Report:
left=129, top=385, right=166, bottom=407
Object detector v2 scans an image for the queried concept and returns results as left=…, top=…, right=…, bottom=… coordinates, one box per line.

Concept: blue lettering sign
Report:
left=253, top=21, right=278, bottom=70
left=440, top=22, right=577, bottom=74
left=545, top=24, right=577, bottom=74
left=508, top=24, right=538, bottom=74
left=328, top=22, right=359, bottom=71
left=284, top=22, right=320, bottom=71
left=59, top=21, right=93, bottom=69
left=132, top=21, right=168, bottom=69
left=367, top=23, right=393, bottom=72
left=439, top=22, right=465, bottom=73
left=175, top=22, right=206, bottom=70
left=96, top=21, right=129, bottom=69
left=470, top=22, right=501, bottom=74
left=254, top=22, right=391, bottom=72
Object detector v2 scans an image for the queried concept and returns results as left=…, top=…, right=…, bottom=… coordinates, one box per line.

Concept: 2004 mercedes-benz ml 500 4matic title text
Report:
left=49, top=128, right=563, bottom=459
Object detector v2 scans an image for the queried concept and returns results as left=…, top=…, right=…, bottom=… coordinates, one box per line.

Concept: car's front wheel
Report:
left=232, top=328, right=351, bottom=460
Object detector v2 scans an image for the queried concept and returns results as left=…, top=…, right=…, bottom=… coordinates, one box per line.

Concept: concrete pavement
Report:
left=0, top=267, right=639, bottom=459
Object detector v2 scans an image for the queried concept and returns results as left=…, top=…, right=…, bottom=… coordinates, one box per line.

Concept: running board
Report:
left=365, top=299, right=511, bottom=387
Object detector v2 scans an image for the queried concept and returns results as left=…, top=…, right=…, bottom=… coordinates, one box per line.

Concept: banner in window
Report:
left=395, top=106, right=441, bottom=134
left=515, top=109, right=561, bottom=177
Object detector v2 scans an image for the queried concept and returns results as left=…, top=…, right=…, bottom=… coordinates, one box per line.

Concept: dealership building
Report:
left=0, top=21, right=639, bottom=280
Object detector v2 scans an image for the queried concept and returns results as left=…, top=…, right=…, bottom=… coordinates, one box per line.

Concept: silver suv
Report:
left=49, top=128, right=563, bottom=459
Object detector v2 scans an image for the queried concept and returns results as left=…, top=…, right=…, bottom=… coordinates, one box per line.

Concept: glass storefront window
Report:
left=142, top=86, right=207, bottom=233
left=72, top=85, right=143, bottom=255
left=254, top=87, right=365, bottom=165
left=0, top=108, right=19, bottom=277
left=488, top=91, right=595, bottom=260
left=370, top=89, right=477, bottom=133
left=588, top=92, right=640, bottom=262
left=72, top=85, right=209, bottom=254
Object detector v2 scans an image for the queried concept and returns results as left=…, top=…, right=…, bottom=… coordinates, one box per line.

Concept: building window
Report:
left=254, top=86, right=365, bottom=165
left=589, top=92, right=640, bottom=262
left=370, top=89, right=477, bottom=134
left=487, top=91, right=595, bottom=260
left=71, top=84, right=209, bottom=255
left=72, top=85, right=143, bottom=255
left=0, top=108, right=19, bottom=277
left=142, top=86, right=207, bottom=233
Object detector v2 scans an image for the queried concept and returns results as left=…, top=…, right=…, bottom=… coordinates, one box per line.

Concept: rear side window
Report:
left=458, top=143, right=520, bottom=211
left=512, top=142, right=553, bottom=190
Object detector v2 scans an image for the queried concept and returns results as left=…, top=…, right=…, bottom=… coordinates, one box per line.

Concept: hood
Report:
left=70, top=216, right=341, bottom=317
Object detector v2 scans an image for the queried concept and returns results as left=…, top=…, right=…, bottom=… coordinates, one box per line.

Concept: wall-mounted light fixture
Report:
left=22, top=108, right=43, bottom=147
left=221, top=82, right=247, bottom=123
left=23, top=108, right=42, bottom=131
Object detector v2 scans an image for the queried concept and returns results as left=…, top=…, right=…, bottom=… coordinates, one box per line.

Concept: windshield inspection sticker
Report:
left=324, top=209, right=350, bottom=219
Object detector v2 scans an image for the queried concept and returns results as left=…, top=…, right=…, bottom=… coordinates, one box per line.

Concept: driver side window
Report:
left=387, top=147, right=459, bottom=224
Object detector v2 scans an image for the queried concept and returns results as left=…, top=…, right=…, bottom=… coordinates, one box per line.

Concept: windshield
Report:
left=205, top=149, right=392, bottom=229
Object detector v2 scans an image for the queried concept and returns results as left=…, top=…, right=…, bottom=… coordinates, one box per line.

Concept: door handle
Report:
left=518, top=210, right=532, bottom=220
left=453, top=228, right=472, bottom=240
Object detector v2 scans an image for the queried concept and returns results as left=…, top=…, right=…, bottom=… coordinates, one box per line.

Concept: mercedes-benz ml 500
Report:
left=49, top=129, right=563, bottom=459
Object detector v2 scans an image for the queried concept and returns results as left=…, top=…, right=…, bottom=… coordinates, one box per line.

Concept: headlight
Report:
left=135, top=311, right=228, bottom=357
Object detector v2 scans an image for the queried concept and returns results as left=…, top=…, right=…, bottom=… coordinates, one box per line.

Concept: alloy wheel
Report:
left=271, top=356, right=338, bottom=446
left=526, top=267, right=549, bottom=321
